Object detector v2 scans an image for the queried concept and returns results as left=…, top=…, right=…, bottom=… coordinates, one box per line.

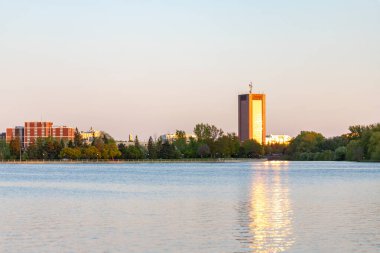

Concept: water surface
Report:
left=0, top=161, right=379, bottom=252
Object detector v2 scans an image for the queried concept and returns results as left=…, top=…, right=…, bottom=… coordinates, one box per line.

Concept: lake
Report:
left=0, top=161, right=379, bottom=253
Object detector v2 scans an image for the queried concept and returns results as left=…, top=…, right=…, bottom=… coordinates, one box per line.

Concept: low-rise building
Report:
left=52, top=126, right=75, bottom=143
left=116, top=140, right=148, bottom=148
left=160, top=133, right=196, bottom=143
left=80, top=128, right=101, bottom=145
left=266, top=134, right=292, bottom=145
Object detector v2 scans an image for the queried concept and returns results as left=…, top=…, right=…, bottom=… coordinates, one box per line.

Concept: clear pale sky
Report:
left=1, top=0, right=379, bottom=140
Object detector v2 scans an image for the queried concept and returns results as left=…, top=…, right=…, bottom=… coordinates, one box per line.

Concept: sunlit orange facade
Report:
left=5, top=122, right=74, bottom=148
left=238, top=93, right=266, bottom=144
left=24, top=122, right=53, bottom=147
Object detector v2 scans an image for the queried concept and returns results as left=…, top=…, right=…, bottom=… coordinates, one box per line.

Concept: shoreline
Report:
left=0, top=158, right=269, bottom=164
left=0, top=159, right=375, bottom=164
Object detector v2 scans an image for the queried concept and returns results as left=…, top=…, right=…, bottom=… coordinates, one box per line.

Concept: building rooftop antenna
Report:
left=249, top=81, right=253, bottom=94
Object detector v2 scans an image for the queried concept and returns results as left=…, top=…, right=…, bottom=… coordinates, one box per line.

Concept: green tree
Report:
left=159, top=141, right=179, bottom=159
left=93, top=138, right=105, bottom=152
left=107, top=143, right=121, bottom=160
left=194, top=123, right=211, bottom=142
left=265, top=143, right=288, bottom=155
left=44, top=137, right=62, bottom=159
left=240, top=139, right=264, bottom=158
left=147, top=136, right=157, bottom=159
left=26, top=144, right=39, bottom=160
left=125, top=145, right=144, bottom=159
left=313, top=150, right=334, bottom=161
left=173, top=130, right=187, bottom=157
left=67, top=140, right=74, bottom=148
left=286, top=131, right=325, bottom=159
left=118, top=143, right=128, bottom=158
left=134, top=135, right=140, bottom=148
left=348, top=125, right=367, bottom=140
left=176, top=130, right=186, bottom=139
left=83, top=146, right=100, bottom=159
left=60, top=139, right=65, bottom=149
left=368, top=132, right=380, bottom=161
left=59, top=147, right=81, bottom=160
left=197, top=144, right=210, bottom=158
left=334, top=146, right=347, bottom=161
left=215, top=136, right=230, bottom=158
left=194, top=123, right=224, bottom=157
left=319, top=136, right=349, bottom=151
left=183, top=137, right=199, bottom=158
left=9, top=138, right=21, bottom=159
left=0, top=140, right=10, bottom=160
left=74, top=127, right=82, bottom=147
left=35, top=138, right=45, bottom=159
left=215, top=133, right=240, bottom=158
left=101, top=145, right=110, bottom=159
left=347, top=124, right=380, bottom=160
left=346, top=140, right=364, bottom=161
left=194, top=123, right=223, bottom=142
left=101, top=131, right=112, bottom=144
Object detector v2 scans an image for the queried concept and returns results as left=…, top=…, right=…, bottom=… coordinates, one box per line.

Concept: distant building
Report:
left=116, top=140, right=148, bottom=148
left=5, top=122, right=75, bottom=147
left=80, top=128, right=101, bottom=145
left=266, top=135, right=292, bottom=145
left=22, top=121, right=53, bottom=147
left=0, top=132, right=5, bottom=140
left=238, top=87, right=266, bottom=144
left=51, top=126, right=75, bottom=143
left=160, top=133, right=196, bottom=143
left=6, top=126, right=24, bottom=145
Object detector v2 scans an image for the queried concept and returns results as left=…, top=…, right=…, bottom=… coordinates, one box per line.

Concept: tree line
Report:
left=0, top=124, right=264, bottom=161
left=0, top=129, right=121, bottom=161
left=1, top=123, right=379, bottom=162
left=285, top=123, right=380, bottom=161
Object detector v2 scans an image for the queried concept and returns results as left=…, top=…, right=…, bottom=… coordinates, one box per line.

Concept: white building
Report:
left=160, top=133, right=196, bottom=143
left=266, top=134, right=292, bottom=145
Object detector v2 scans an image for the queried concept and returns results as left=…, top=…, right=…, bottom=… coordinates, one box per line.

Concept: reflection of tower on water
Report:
left=236, top=162, right=294, bottom=253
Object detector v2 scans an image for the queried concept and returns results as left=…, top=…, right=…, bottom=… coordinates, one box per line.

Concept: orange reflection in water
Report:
left=238, top=161, right=294, bottom=253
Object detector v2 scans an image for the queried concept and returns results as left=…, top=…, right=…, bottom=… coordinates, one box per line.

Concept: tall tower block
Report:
left=238, top=93, right=266, bottom=144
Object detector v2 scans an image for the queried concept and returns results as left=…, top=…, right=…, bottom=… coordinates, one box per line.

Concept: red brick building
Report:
left=24, top=122, right=53, bottom=146
left=6, top=122, right=75, bottom=147
left=51, top=126, right=75, bottom=143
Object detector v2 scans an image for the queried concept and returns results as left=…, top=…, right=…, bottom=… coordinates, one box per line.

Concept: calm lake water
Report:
left=0, top=161, right=379, bottom=253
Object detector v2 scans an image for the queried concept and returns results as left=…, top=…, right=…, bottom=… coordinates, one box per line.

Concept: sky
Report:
left=0, top=0, right=379, bottom=140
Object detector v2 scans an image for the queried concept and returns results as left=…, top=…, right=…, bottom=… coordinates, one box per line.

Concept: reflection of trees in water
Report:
left=236, top=162, right=294, bottom=253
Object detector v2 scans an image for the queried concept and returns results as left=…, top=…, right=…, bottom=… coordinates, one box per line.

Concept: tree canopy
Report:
left=2, top=122, right=378, bottom=162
